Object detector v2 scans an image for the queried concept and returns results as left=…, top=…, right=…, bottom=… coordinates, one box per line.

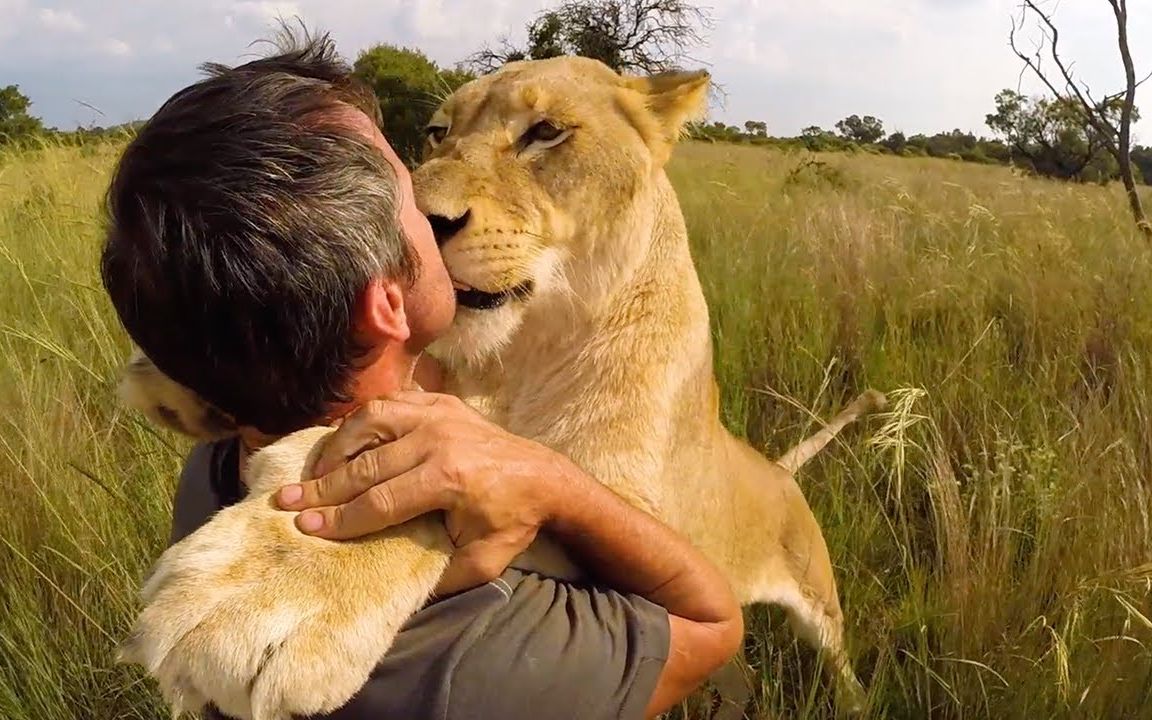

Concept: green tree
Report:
left=0, top=85, right=45, bottom=144
left=799, top=125, right=853, bottom=152
left=985, top=89, right=1130, bottom=181
left=1132, top=145, right=1151, bottom=185
left=469, top=0, right=711, bottom=74
left=881, top=131, right=907, bottom=154
left=525, top=12, right=567, bottom=61
left=743, top=120, right=767, bottom=137
left=835, top=114, right=884, bottom=144
left=352, top=45, right=474, bottom=166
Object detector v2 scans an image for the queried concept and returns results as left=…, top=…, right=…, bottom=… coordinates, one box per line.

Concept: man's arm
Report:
left=543, top=464, right=744, bottom=718
left=277, top=392, right=743, bottom=717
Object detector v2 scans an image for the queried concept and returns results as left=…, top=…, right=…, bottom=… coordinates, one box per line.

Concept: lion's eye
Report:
left=426, top=125, right=449, bottom=146
left=522, top=120, right=570, bottom=149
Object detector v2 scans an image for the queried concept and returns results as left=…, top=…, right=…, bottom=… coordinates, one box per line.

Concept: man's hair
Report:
left=101, top=31, right=418, bottom=434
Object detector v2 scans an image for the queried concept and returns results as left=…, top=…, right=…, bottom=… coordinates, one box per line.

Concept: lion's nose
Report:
left=427, top=210, right=471, bottom=247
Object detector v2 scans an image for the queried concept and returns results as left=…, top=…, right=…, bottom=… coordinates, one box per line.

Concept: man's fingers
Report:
left=293, top=466, right=445, bottom=540
left=311, top=399, right=439, bottom=478
left=280, top=432, right=427, bottom=510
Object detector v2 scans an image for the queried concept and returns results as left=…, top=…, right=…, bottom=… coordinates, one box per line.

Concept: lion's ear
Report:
left=623, top=69, right=710, bottom=161
left=118, top=348, right=238, bottom=441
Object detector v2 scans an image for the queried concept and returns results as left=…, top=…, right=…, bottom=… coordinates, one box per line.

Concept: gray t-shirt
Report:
left=172, top=440, right=670, bottom=720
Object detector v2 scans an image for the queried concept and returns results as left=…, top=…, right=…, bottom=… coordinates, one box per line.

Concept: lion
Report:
left=117, top=57, right=884, bottom=720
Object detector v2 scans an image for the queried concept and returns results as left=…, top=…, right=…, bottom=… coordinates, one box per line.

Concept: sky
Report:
left=1, top=0, right=1149, bottom=141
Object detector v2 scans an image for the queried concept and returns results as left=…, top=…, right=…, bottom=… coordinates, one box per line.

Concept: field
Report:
left=1, top=138, right=1151, bottom=720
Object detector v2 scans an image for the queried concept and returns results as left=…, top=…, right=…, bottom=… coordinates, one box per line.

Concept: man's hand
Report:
left=275, top=392, right=575, bottom=593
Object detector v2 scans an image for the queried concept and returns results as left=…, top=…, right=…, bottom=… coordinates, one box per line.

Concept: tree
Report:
left=881, top=131, right=907, bottom=154
left=835, top=114, right=884, bottom=144
left=1010, top=0, right=1150, bottom=240
left=469, top=0, right=711, bottom=74
left=743, top=120, right=767, bottom=137
left=798, top=125, right=853, bottom=152
left=1133, top=145, right=1152, bottom=185
left=923, top=128, right=997, bottom=163
left=0, top=85, right=45, bottom=144
left=986, top=89, right=1126, bottom=181
left=352, top=45, right=474, bottom=166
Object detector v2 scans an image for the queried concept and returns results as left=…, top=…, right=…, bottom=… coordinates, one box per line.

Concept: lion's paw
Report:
left=121, top=498, right=447, bottom=720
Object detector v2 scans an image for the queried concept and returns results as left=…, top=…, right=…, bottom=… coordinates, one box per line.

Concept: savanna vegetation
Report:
left=3, top=0, right=1151, bottom=717
left=2, top=135, right=1150, bottom=719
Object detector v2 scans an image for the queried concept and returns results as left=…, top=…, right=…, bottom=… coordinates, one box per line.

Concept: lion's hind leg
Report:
left=747, top=492, right=866, bottom=717
left=783, top=592, right=866, bottom=715
left=756, top=567, right=866, bottom=716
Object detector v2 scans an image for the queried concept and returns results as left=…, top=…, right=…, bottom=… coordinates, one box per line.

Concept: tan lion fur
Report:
left=118, top=426, right=451, bottom=720
left=116, top=57, right=883, bottom=719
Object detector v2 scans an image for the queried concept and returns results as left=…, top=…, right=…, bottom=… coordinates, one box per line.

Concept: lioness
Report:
left=119, top=57, right=881, bottom=718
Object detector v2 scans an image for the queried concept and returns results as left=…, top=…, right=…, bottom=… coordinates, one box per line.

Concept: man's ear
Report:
left=623, top=69, right=710, bottom=158
left=357, top=278, right=411, bottom=345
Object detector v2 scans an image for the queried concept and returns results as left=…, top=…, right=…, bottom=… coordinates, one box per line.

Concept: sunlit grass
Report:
left=2, top=138, right=1150, bottom=719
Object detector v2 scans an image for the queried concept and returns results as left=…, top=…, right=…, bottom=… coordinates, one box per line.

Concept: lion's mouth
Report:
left=452, top=279, right=535, bottom=310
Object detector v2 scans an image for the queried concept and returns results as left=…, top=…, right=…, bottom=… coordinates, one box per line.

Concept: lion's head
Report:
left=412, top=56, right=709, bottom=367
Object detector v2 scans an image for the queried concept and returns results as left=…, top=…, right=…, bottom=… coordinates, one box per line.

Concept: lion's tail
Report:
left=775, top=389, right=887, bottom=474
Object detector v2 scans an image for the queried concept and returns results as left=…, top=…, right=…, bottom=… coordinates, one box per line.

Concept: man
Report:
left=100, top=33, right=742, bottom=720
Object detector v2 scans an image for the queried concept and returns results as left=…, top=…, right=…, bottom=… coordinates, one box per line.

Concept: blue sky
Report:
left=1, top=0, right=1149, bottom=141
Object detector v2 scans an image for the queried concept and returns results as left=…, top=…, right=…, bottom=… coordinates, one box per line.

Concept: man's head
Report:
left=102, top=33, right=453, bottom=436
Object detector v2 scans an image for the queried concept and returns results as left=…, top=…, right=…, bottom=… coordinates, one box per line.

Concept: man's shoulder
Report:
left=338, top=569, right=670, bottom=720
left=450, top=570, right=670, bottom=719
left=181, top=441, right=219, bottom=483
left=169, top=439, right=239, bottom=545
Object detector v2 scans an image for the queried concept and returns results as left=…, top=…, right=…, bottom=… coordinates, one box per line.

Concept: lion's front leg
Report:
left=121, top=496, right=450, bottom=720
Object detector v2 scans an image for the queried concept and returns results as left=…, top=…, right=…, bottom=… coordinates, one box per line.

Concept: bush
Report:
left=352, top=46, right=475, bottom=166
left=782, top=157, right=854, bottom=190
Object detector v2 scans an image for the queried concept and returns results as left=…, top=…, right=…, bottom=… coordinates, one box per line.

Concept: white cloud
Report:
left=232, top=1, right=302, bottom=22
left=0, top=0, right=1147, bottom=141
left=38, top=7, right=84, bottom=32
left=98, top=38, right=133, bottom=58
left=152, top=35, right=176, bottom=53
left=409, top=0, right=453, bottom=41
left=0, top=0, right=27, bottom=15
left=0, top=0, right=29, bottom=40
left=711, top=24, right=789, bottom=73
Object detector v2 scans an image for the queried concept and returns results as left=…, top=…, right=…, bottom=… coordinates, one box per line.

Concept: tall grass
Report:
left=2, top=139, right=1150, bottom=719
left=672, top=144, right=1152, bottom=718
left=0, top=142, right=176, bottom=719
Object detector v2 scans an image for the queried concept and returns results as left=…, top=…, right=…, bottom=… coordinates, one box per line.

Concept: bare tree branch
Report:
left=466, top=36, right=528, bottom=74
left=1009, top=0, right=1150, bottom=239
left=466, top=0, right=711, bottom=75
left=1011, top=1, right=1116, bottom=143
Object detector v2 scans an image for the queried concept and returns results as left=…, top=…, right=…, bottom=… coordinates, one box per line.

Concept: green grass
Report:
left=2, top=139, right=1151, bottom=719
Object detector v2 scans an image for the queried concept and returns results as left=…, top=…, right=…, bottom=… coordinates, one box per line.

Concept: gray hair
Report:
left=101, top=30, right=419, bottom=433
